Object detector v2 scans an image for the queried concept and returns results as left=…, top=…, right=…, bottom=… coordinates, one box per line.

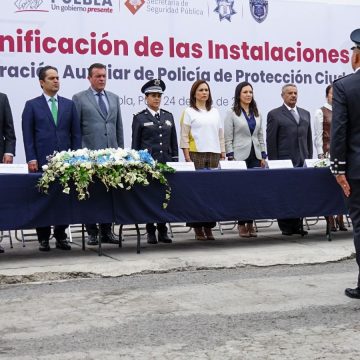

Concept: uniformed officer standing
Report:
left=132, top=79, right=178, bottom=244
left=330, top=28, right=360, bottom=299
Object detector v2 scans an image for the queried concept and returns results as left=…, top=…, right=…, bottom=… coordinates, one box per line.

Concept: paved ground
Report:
left=0, top=220, right=355, bottom=283
left=1, top=220, right=359, bottom=359
left=1, top=261, right=360, bottom=359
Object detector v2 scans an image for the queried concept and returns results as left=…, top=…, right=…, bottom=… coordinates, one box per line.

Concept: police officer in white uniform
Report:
left=131, top=79, right=178, bottom=244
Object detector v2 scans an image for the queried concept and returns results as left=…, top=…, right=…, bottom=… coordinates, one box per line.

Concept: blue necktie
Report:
left=97, top=92, right=108, bottom=117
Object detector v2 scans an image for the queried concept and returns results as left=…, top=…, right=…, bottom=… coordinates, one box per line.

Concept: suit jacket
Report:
left=72, top=88, right=124, bottom=150
left=266, top=104, right=313, bottom=167
left=22, top=95, right=81, bottom=168
left=331, top=70, right=360, bottom=179
left=0, top=92, right=16, bottom=161
left=131, top=108, right=178, bottom=163
left=224, top=110, right=266, bottom=161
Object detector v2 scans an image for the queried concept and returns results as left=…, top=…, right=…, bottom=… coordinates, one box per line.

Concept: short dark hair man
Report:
left=22, top=65, right=81, bottom=251
left=330, top=29, right=360, bottom=299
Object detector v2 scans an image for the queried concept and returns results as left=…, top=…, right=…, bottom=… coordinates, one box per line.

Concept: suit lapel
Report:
left=158, top=110, right=166, bottom=125
left=281, top=105, right=298, bottom=125
left=57, top=96, right=65, bottom=126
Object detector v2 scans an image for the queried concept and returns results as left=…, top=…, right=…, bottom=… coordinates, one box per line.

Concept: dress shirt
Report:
left=283, top=103, right=300, bottom=119
left=147, top=107, right=160, bottom=118
left=91, top=88, right=109, bottom=113
left=314, top=102, right=332, bottom=157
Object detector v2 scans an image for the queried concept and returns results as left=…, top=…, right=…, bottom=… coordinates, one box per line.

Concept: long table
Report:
left=0, top=168, right=347, bottom=252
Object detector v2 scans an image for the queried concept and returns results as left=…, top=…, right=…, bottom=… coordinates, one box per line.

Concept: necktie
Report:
left=50, top=97, right=57, bottom=125
left=155, top=112, right=160, bottom=121
left=290, top=109, right=300, bottom=124
left=97, top=92, right=108, bottom=117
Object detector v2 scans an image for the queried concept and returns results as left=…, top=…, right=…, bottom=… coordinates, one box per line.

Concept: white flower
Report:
left=38, top=147, right=172, bottom=207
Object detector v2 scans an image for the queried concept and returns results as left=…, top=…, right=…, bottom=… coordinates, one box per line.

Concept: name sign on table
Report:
left=303, top=159, right=319, bottom=168
left=219, top=160, right=247, bottom=170
left=267, top=160, right=294, bottom=169
left=166, top=162, right=196, bottom=171
left=0, top=164, right=28, bottom=174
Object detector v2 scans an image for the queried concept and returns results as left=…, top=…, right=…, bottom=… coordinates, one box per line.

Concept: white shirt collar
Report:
left=323, top=102, right=332, bottom=111
left=147, top=107, right=160, bottom=117
left=283, top=103, right=298, bottom=113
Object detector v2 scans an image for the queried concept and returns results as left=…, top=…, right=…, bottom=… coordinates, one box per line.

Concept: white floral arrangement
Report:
left=38, top=148, right=175, bottom=208
left=313, top=157, right=330, bottom=168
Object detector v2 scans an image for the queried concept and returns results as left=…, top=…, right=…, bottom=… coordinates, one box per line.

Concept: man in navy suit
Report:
left=0, top=92, right=16, bottom=253
left=331, top=29, right=360, bottom=299
left=266, top=84, right=313, bottom=236
left=22, top=65, right=81, bottom=251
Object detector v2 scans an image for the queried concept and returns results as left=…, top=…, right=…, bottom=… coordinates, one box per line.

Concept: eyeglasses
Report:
left=351, top=45, right=360, bottom=50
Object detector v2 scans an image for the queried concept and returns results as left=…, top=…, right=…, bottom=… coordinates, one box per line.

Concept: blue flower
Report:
left=138, top=150, right=155, bottom=166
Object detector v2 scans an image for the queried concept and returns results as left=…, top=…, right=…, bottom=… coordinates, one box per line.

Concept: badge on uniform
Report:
left=165, top=120, right=172, bottom=127
left=144, top=122, right=154, bottom=126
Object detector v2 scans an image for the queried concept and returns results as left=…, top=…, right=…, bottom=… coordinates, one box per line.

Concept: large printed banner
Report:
left=1, top=0, right=359, bottom=162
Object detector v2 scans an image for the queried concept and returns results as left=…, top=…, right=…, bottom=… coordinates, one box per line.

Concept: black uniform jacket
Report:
left=331, top=70, right=360, bottom=179
left=131, top=108, right=178, bottom=163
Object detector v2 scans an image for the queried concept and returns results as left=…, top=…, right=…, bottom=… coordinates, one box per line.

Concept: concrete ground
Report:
left=0, top=219, right=355, bottom=283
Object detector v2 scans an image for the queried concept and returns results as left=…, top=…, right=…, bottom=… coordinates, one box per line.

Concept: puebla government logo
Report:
left=249, top=0, right=268, bottom=23
left=214, top=0, right=236, bottom=22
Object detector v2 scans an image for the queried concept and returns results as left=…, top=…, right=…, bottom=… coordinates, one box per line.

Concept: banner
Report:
left=1, top=0, right=359, bottom=162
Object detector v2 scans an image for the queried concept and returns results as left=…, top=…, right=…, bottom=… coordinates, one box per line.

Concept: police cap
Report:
left=141, top=79, right=166, bottom=94
left=350, top=28, right=360, bottom=50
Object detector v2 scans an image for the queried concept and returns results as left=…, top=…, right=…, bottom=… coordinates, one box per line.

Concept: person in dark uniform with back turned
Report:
left=331, top=28, right=360, bottom=299
left=132, top=79, right=178, bottom=244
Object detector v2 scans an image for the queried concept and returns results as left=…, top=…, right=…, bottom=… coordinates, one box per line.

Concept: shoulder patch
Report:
left=133, top=109, right=147, bottom=116
left=160, top=108, right=172, bottom=114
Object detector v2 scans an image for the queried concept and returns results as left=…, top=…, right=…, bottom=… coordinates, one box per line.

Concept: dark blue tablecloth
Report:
left=0, top=168, right=347, bottom=230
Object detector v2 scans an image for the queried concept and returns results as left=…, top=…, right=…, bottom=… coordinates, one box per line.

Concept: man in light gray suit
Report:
left=72, top=63, right=124, bottom=245
left=266, top=84, right=313, bottom=236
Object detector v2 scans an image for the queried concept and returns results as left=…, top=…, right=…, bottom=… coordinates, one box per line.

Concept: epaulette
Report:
left=160, top=108, right=171, bottom=114
left=133, top=109, right=147, bottom=116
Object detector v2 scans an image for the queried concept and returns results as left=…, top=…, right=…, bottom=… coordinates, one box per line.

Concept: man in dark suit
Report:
left=22, top=65, right=81, bottom=251
left=266, top=84, right=313, bottom=236
left=331, top=29, right=360, bottom=299
left=132, top=79, right=178, bottom=244
left=0, top=92, right=16, bottom=253
left=72, top=63, right=124, bottom=246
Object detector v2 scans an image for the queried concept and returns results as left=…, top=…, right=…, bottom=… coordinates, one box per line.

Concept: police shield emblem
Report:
left=249, top=0, right=268, bottom=23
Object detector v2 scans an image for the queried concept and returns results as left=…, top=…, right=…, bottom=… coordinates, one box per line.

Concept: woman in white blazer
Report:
left=224, top=81, right=267, bottom=238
